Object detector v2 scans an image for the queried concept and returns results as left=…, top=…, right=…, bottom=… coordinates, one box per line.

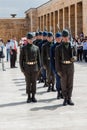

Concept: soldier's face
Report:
left=38, top=35, right=43, bottom=40
left=43, top=36, right=47, bottom=40
left=27, top=39, right=33, bottom=44
left=55, top=37, right=62, bottom=43
left=47, top=37, right=53, bottom=42
left=62, top=36, right=69, bottom=42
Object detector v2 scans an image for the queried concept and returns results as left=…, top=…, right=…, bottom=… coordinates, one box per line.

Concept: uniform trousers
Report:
left=46, top=66, right=55, bottom=86
left=55, top=73, right=61, bottom=92
left=24, top=64, right=37, bottom=95
left=61, top=63, right=74, bottom=99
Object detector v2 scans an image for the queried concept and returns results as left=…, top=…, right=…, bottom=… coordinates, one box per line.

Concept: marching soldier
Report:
left=33, top=32, right=39, bottom=45
left=34, top=31, right=43, bottom=83
left=50, top=32, right=62, bottom=99
left=55, top=29, right=76, bottom=106
left=19, top=33, right=40, bottom=103
left=42, top=32, right=55, bottom=92
left=40, top=31, right=48, bottom=87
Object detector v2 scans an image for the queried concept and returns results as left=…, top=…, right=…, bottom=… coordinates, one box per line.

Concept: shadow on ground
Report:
left=30, top=104, right=63, bottom=111
left=0, top=101, right=26, bottom=108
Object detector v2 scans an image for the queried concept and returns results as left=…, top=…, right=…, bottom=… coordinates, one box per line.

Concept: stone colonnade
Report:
left=38, top=2, right=83, bottom=37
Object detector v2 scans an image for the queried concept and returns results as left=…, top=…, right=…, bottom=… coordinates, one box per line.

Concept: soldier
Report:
left=35, top=31, right=43, bottom=53
left=50, top=32, right=62, bottom=99
left=40, top=31, right=48, bottom=87
left=55, top=29, right=76, bottom=106
left=34, top=31, right=43, bottom=83
left=42, top=32, right=55, bottom=92
left=19, top=33, right=40, bottom=103
left=33, top=32, right=39, bottom=45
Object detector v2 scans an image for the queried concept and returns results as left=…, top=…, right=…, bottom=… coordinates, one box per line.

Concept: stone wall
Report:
left=0, top=18, right=28, bottom=43
left=25, top=8, right=38, bottom=32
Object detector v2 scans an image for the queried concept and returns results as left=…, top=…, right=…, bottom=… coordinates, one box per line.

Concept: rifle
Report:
left=44, top=26, right=47, bottom=31
left=50, top=26, right=53, bottom=32
left=57, top=24, right=60, bottom=32
left=68, top=28, right=77, bottom=62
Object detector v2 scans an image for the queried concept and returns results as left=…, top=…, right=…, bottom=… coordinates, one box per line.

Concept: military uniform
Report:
left=34, top=31, right=43, bottom=83
left=55, top=29, right=76, bottom=105
left=40, top=31, right=48, bottom=87
left=19, top=33, right=40, bottom=103
left=33, top=32, right=39, bottom=45
left=50, top=32, right=62, bottom=98
left=42, top=32, right=55, bottom=92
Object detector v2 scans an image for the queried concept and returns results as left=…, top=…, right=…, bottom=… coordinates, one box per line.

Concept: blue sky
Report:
left=0, top=0, right=49, bottom=18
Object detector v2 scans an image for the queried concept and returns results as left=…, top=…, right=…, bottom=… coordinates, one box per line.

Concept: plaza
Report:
left=0, top=61, right=87, bottom=130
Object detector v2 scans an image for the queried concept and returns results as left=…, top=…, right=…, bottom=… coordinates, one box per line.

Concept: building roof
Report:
left=25, top=0, right=51, bottom=14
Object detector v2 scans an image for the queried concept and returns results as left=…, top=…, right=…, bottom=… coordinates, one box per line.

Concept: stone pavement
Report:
left=0, top=61, right=87, bottom=130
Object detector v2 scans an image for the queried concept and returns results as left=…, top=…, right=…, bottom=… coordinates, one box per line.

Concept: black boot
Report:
left=63, top=98, right=67, bottom=106
left=67, top=98, right=74, bottom=105
left=52, top=85, right=56, bottom=92
left=57, top=91, right=61, bottom=99
left=43, top=79, right=48, bottom=87
left=27, top=94, right=31, bottom=103
left=60, top=92, right=63, bottom=99
left=47, top=85, right=51, bottom=92
left=32, top=94, right=37, bottom=103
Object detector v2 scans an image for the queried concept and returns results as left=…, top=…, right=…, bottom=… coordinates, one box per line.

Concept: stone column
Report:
left=30, top=12, right=32, bottom=32
left=49, top=13, right=51, bottom=32
left=53, top=12, right=55, bottom=34
left=57, top=10, right=59, bottom=32
left=43, top=15, right=44, bottom=31
left=68, top=6, right=71, bottom=29
left=51, top=12, right=54, bottom=33
left=45, top=14, right=47, bottom=31
left=82, top=0, right=87, bottom=36
left=63, top=8, right=65, bottom=29
left=39, top=17, right=41, bottom=31
left=75, top=3, right=77, bottom=37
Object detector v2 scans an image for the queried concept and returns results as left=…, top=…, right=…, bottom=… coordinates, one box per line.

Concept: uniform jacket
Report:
left=34, top=39, right=43, bottom=54
left=42, top=41, right=53, bottom=68
left=55, top=42, right=76, bottom=73
left=19, top=43, right=41, bottom=72
left=50, top=42, right=60, bottom=74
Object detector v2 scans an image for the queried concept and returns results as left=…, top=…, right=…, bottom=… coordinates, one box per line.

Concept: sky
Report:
left=0, top=0, right=49, bottom=18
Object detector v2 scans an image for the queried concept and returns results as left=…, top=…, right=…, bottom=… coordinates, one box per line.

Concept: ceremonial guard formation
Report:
left=19, top=28, right=77, bottom=106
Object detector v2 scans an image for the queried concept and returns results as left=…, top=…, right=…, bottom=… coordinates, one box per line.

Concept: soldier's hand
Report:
left=58, top=72, right=62, bottom=77
left=71, top=56, right=77, bottom=62
left=43, top=66, right=46, bottom=69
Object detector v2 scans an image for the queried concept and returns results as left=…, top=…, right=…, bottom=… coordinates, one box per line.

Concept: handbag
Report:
left=0, top=47, right=5, bottom=58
